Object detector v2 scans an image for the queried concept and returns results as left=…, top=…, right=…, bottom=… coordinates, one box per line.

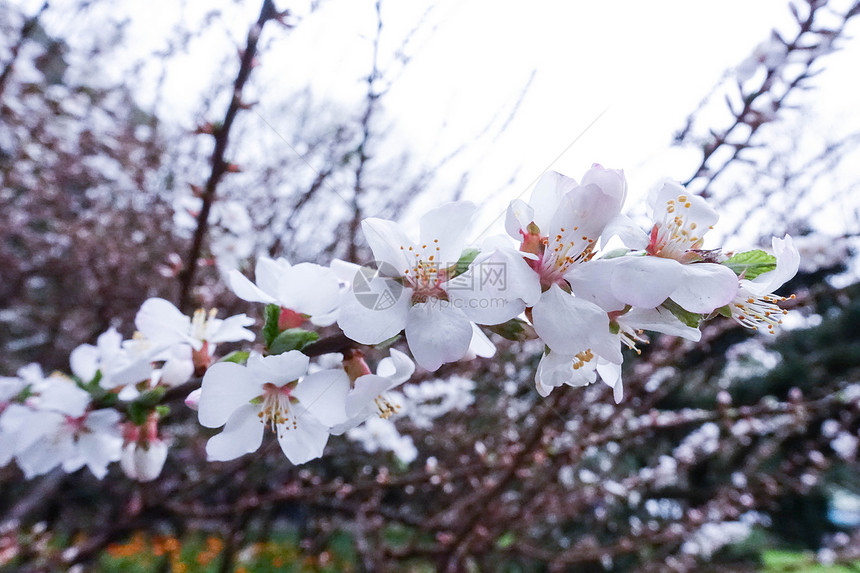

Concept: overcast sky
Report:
left=27, top=0, right=860, bottom=242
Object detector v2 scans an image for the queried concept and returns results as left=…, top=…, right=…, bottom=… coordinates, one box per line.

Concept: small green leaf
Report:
left=486, top=319, right=535, bottom=342
left=127, top=387, right=167, bottom=425
left=263, top=303, right=281, bottom=347
left=220, top=350, right=250, bottom=364
left=136, top=386, right=167, bottom=408
left=495, top=532, right=516, bottom=549
left=155, top=405, right=170, bottom=418
left=718, top=304, right=733, bottom=318
left=448, top=248, right=480, bottom=279
left=268, top=328, right=319, bottom=355
left=127, top=402, right=148, bottom=426
left=662, top=299, right=702, bottom=328
left=723, top=249, right=776, bottom=280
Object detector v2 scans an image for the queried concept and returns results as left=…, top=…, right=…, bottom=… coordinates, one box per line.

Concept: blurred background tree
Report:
left=1, top=0, right=860, bottom=571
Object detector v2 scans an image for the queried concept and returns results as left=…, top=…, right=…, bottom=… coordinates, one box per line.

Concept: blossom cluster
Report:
left=0, top=165, right=800, bottom=481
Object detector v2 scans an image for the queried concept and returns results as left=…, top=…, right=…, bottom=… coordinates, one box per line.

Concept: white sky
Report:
left=25, top=0, right=860, bottom=241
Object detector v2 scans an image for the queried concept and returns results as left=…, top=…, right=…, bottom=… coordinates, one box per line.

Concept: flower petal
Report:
left=747, top=234, right=799, bottom=294
left=279, top=262, right=341, bottom=317
left=505, top=199, right=535, bottom=238
left=293, top=369, right=350, bottom=427
left=361, top=218, right=412, bottom=272
left=135, top=298, right=193, bottom=348
left=419, top=201, right=476, bottom=265
left=277, top=406, right=330, bottom=464
left=70, top=344, right=99, bottom=383
left=610, top=256, right=684, bottom=309
left=671, top=263, right=739, bottom=313
left=246, top=351, right=309, bottom=387
left=623, top=307, right=702, bottom=341
left=198, top=362, right=264, bottom=428
left=375, top=348, right=415, bottom=385
left=205, top=403, right=264, bottom=461
left=337, top=289, right=411, bottom=345
left=405, top=301, right=473, bottom=371
left=531, top=285, right=614, bottom=359
left=469, top=323, right=496, bottom=358
left=530, top=171, right=579, bottom=232
left=228, top=269, right=277, bottom=304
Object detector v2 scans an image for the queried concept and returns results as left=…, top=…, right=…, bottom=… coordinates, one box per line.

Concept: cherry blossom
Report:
left=69, top=327, right=153, bottom=389
left=337, top=201, right=504, bottom=371
left=198, top=351, right=349, bottom=464
left=228, top=256, right=342, bottom=326
left=729, top=234, right=799, bottom=333
left=602, top=179, right=739, bottom=313
left=133, top=298, right=255, bottom=385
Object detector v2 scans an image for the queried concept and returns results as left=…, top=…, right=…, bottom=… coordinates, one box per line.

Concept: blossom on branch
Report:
left=198, top=351, right=349, bottom=464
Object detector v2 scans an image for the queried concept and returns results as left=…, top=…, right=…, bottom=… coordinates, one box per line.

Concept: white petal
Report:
left=198, top=362, right=264, bottom=428
left=532, top=285, right=612, bottom=357
left=39, top=379, right=91, bottom=417
left=623, top=307, right=702, bottom=341
left=610, top=256, right=684, bottom=309
left=549, top=177, right=623, bottom=244
left=601, top=213, right=649, bottom=250
left=671, top=263, right=739, bottom=313
left=246, top=351, right=309, bottom=387
left=293, top=369, right=350, bottom=427
left=135, top=298, right=192, bottom=348
left=747, top=234, right=800, bottom=294
left=205, top=403, right=264, bottom=461
left=652, top=180, right=719, bottom=230
left=566, top=258, right=626, bottom=312
left=70, top=344, right=99, bottom=383
left=159, top=347, right=195, bottom=386
left=448, top=245, right=538, bottom=323
left=361, top=218, right=412, bottom=272
left=505, top=199, right=535, bottom=238
left=375, top=348, right=415, bottom=384
left=278, top=263, right=341, bottom=317
left=405, top=301, right=473, bottom=371
left=596, top=360, right=623, bottom=404
left=337, top=289, right=411, bottom=345
left=208, top=313, right=255, bottom=344
left=228, top=269, right=277, bottom=304
left=419, top=201, right=476, bottom=265
left=530, top=171, right=579, bottom=232
left=469, top=323, right=496, bottom=358
left=257, top=257, right=291, bottom=297
left=535, top=351, right=596, bottom=397
left=347, top=374, right=395, bottom=418
left=277, top=408, right=329, bottom=465
left=580, top=164, right=627, bottom=205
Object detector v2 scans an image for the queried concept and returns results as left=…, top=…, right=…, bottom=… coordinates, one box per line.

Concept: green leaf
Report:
left=717, top=304, right=733, bottom=318
left=127, top=402, right=148, bottom=426
left=268, top=328, right=319, bottom=355
left=155, top=405, right=170, bottom=418
left=220, top=350, right=250, bottom=364
left=495, top=532, right=516, bottom=549
left=448, top=248, right=480, bottom=279
left=662, top=299, right=702, bottom=328
left=263, top=303, right=281, bottom=347
left=486, top=319, right=535, bottom=342
left=136, top=386, right=167, bottom=408
left=127, top=387, right=167, bottom=425
left=723, top=249, right=776, bottom=280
